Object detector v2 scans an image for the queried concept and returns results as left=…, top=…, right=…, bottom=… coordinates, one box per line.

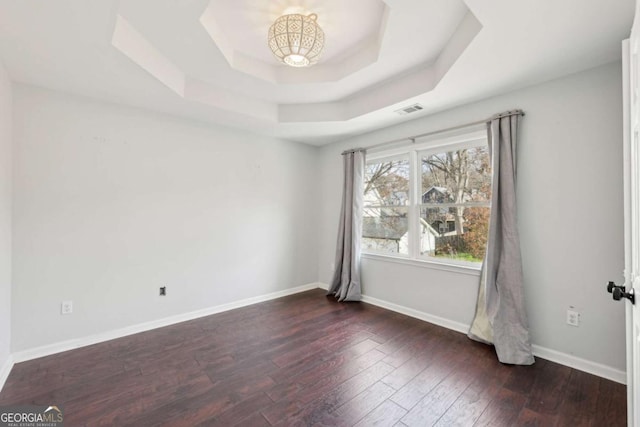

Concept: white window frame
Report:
left=362, top=128, right=489, bottom=273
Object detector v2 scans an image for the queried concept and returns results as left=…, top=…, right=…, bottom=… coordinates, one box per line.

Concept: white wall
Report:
left=0, top=63, right=12, bottom=374
left=11, top=85, right=319, bottom=352
left=318, top=62, right=626, bottom=372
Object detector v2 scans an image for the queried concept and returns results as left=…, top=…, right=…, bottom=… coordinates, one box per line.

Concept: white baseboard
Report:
left=317, top=282, right=627, bottom=384
left=0, top=354, right=14, bottom=393
left=360, top=294, right=470, bottom=335
left=12, top=283, right=323, bottom=364
left=531, top=344, right=626, bottom=384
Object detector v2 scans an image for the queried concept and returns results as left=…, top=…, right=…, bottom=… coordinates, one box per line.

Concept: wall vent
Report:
left=395, top=103, right=424, bottom=115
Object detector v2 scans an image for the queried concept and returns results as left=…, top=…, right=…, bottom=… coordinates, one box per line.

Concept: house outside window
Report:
left=362, top=131, right=491, bottom=268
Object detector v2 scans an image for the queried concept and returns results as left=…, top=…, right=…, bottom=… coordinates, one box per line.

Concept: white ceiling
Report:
left=0, top=0, right=634, bottom=145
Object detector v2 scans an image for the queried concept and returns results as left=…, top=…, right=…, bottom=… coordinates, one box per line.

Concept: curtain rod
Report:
left=342, top=110, right=524, bottom=155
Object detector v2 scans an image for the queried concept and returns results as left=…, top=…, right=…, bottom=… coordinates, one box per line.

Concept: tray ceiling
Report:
left=0, top=0, right=633, bottom=145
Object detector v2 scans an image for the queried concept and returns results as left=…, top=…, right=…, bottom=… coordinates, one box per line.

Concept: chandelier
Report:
left=268, top=13, right=325, bottom=67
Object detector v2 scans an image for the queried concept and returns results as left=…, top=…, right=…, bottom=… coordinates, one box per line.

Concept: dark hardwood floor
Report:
left=0, top=289, right=626, bottom=426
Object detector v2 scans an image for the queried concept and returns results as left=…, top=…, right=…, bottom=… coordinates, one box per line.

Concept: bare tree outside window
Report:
left=421, top=146, right=490, bottom=262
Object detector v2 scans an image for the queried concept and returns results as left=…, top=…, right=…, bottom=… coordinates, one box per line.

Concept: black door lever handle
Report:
left=607, top=281, right=635, bottom=304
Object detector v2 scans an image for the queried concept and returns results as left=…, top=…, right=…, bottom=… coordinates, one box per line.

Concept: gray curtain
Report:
left=328, top=149, right=366, bottom=302
left=468, top=110, right=534, bottom=365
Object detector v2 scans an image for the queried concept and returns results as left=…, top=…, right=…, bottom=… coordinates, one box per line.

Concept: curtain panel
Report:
left=328, top=149, right=366, bottom=302
left=468, top=111, right=534, bottom=365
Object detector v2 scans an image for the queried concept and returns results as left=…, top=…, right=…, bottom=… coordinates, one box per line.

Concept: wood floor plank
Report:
left=269, top=361, right=396, bottom=426
left=267, top=336, right=379, bottom=388
left=0, top=289, right=626, bottom=426
left=590, top=377, right=626, bottom=427
left=389, top=337, right=473, bottom=411
left=522, top=358, right=572, bottom=416
left=502, top=362, right=542, bottom=396
left=331, top=381, right=396, bottom=425
left=316, top=362, right=396, bottom=411
left=380, top=335, right=452, bottom=391
left=224, top=411, right=271, bottom=427
left=554, top=369, right=600, bottom=427
left=381, top=327, right=443, bottom=368
left=472, top=388, right=527, bottom=427
left=400, top=363, right=480, bottom=426
left=374, top=321, right=425, bottom=356
left=433, top=349, right=507, bottom=427
left=65, top=371, right=214, bottom=426
left=196, top=392, right=274, bottom=427
left=270, top=329, right=372, bottom=368
left=290, top=349, right=387, bottom=404
left=353, top=400, right=407, bottom=427
left=513, top=407, right=559, bottom=426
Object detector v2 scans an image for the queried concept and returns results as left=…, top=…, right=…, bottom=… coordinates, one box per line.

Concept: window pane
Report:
left=365, top=159, right=410, bottom=206
left=421, top=146, right=491, bottom=204
left=362, top=207, right=409, bottom=255
left=420, top=206, right=490, bottom=263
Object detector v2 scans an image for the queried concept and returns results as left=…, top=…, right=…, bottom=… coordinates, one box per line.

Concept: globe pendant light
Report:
left=268, top=13, right=325, bottom=67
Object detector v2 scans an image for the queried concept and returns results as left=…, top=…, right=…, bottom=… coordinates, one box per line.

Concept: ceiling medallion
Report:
left=268, top=13, right=325, bottom=68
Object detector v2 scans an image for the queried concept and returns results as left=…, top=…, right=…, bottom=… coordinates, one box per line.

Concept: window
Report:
left=362, top=133, right=491, bottom=267
left=363, top=156, right=410, bottom=255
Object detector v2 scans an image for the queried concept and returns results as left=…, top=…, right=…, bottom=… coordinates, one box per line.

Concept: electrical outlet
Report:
left=566, top=309, right=580, bottom=327
left=61, top=300, right=73, bottom=315
left=159, top=286, right=166, bottom=296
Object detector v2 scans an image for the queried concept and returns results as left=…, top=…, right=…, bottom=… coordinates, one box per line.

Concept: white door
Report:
left=622, top=2, right=640, bottom=425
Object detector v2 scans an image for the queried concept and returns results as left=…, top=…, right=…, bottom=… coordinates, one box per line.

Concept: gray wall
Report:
left=0, top=63, right=12, bottom=374
left=11, top=85, right=319, bottom=352
left=317, top=62, right=626, bottom=372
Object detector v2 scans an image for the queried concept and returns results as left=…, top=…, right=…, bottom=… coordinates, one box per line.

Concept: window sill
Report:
left=361, top=253, right=482, bottom=277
